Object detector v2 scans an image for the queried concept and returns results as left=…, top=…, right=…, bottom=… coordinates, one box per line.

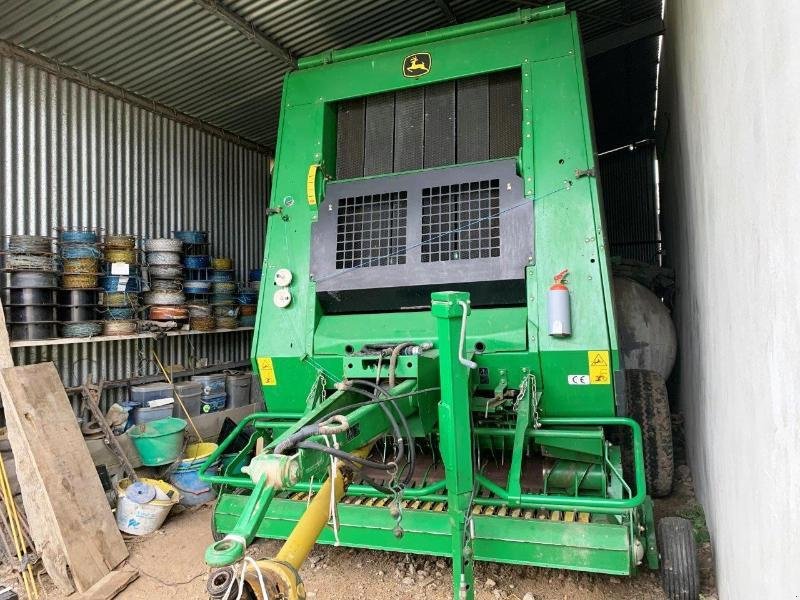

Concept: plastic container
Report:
left=130, top=382, right=174, bottom=405
left=200, top=393, right=226, bottom=414
left=133, top=402, right=174, bottom=424
left=116, top=478, right=180, bottom=535
left=191, top=374, right=226, bottom=397
left=225, top=372, right=252, bottom=409
left=172, top=381, right=203, bottom=417
left=169, top=443, right=220, bottom=507
left=128, top=417, right=187, bottom=466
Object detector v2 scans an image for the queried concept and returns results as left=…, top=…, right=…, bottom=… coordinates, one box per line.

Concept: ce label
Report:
left=568, top=374, right=590, bottom=385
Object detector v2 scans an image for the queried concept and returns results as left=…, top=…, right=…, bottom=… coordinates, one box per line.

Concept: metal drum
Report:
left=58, top=289, right=99, bottom=305
left=57, top=305, right=99, bottom=321
left=8, top=288, right=57, bottom=305
left=9, top=322, right=57, bottom=340
left=8, top=271, right=58, bottom=288
left=6, top=305, right=57, bottom=322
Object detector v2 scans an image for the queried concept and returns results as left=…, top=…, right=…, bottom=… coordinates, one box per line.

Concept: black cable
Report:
left=296, top=441, right=396, bottom=471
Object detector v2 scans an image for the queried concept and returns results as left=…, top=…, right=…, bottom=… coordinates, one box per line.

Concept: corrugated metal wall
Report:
left=599, top=144, right=660, bottom=263
left=1, top=54, right=268, bottom=409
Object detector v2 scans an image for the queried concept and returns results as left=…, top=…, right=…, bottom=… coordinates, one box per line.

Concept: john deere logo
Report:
left=403, top=53, right=431, bottom=78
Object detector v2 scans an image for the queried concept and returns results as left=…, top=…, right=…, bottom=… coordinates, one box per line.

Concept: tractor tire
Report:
left=624, top=368, right=674, bottom=497
left=658, top=517, right=700, bottom=600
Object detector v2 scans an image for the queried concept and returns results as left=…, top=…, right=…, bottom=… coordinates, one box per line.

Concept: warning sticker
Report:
left=257, top=357, right=278, bottom=386
left=588, top=351, right=611, bottom=385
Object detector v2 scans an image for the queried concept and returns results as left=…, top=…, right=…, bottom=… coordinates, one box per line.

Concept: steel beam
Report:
left=585, top=16, right=665, bottom=57
left=193, top=0, right=297, bottom=69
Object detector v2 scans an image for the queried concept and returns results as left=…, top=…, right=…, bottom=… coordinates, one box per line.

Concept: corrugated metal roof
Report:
left=0, top=0, right=663, bottom=149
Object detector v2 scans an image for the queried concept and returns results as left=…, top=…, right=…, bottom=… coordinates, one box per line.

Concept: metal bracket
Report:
left=575, top=168, right=596, bottom=178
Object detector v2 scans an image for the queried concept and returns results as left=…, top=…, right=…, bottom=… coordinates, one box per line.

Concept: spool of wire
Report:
left=147, top=251, right=181, bottom=265
left=184, top=255, right=210, bottom=269
left=103, top=320, right=137, bottom=336
left=60, top=322, right=103, bottom=338
left=150, top=279, right=183, bottom=292
left=63, top=258, right=99, bottom=274
left=104, top=234, right=136, bottom=249
left=148, top=264, right=183, bottom=278
left=211, top=270, right=234, bottom=282
left=61, top=244, right=101, bottom=259
left=99, top=275, right=142, bottom=292
left=143, top=290, right=185, bottom=306
left=239, top=304, right=257, bottom=316
left=174, top=230, right=208, bottom=245
left=188, top=303, right=212, bottom=318
left=184, top=280, right=212, bottom=294
left=104, top=248, right=137, bottom=263
left=216, top=316, right=238, bottom=329
left=212, top=281, right=237, bottom=294
left=235, top=291, right=258, bottom=304
left=190, top=315, right=216, bottom=331
left=211, top=294, right=236, bottom=305
left=213, top=304, right=239, bottom=318
left=101, top=291, right=138, bottom=307
left=211, top=257, right=233, bottom=270
left=62, top=274, right=99, bottom=289
left=144, top=238, right=183, bottom=252
left=59, top=229, right=98, bottom=244
left=104, top=307, right=135, bottom=320
left=7, top=235, right=52, bottom=254
left=5, top=254, right=57, bottom=271
left=149, top=306, right=188, bottom=320
left=239, top=315, right=256, bottom=328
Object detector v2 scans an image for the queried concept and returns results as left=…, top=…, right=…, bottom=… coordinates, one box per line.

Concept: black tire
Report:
left=658, top=517, right=700, bottom=600
left=624, top=369, right=674, bottom=497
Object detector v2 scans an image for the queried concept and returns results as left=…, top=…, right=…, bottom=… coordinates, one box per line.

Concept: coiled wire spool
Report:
left=61, top=244, right=101, bottom=259
left=174, top=230, right=208, bottom=245
left=104, top=234, right=136, bottom=249
left=239, top=315, right=256, bottom=328
left=148, top=264, right=183, bottom=278
left=147, top=251, right=181, bottom=265
left=188, top=303, right=212, bottom=318
left=59, top=229, right=98, bottom=244
left=211, top=257, right=233, bottom=270
left=213, top=304, right=239, bottom=318
left=103, top=307, right=135, bottom=320
left=143, top=290, right=185, bottom=306
left=210, top=270, right=234, bottom=282
left=5, top=254, right=57, bottom=271
left=211, top=294, right=236, bottom=305
left=101, top=291, right=138, bottom=307
left=190, top=315, right=216, bottom=331
left=239, top=304, right=257, bottom=316
left=60, top=322, right=103, bottom=338
left=103, top=320, right=137, bottom=336
left=7, top=235, right=53, bottom=254
left=216, top=316, right=238, bottom=329
left=235, top=291, right=258, bottom=304
left=63, top=258, right=99, bottom=274
left=212, top=281, right=237, bottom=294
left=144, top=238, right=183, bottom=252
left=149, top=306, right=188, bottom=320
left=184, top=255, right=210, bottom=269
left=99, top=275, right=142, bottom=292
left=104, top=248, right=138, bottom=263
left=184, top=280, right=212, bottom=294
left=150, top=279, right=182, bottom=292
left=62, top=273, right=99, bottom=289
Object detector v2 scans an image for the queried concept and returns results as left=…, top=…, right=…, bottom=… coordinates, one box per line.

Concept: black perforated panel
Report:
left=335, top=192, right=408, bottom=270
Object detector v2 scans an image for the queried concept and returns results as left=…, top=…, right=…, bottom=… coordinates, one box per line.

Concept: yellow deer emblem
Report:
left=403, top=53, right=431, bottom=77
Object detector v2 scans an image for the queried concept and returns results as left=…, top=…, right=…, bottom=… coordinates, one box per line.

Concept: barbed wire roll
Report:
left=5, top=254, right=57, bottom=271
left=63, top=258, right=99, bottom=274
left=239, top=315, right=256, bottom=327
left=147, top=251, right=181, bottom=265
left=104, top=234, right=136, bottom=249
left=148, top=264, right=183, bottom=278
left=144, top=238, right=183, bottom=252
left=210, top=270, right=234, bottom=282
left=60, top=322, right=103, bottom=338
left=211, top=294, right=236, bottom=305
left=101, top=291, right=139, bottom=307
left=211, top=257, right=233, bottom=270
left=174, top=230, right=208, bottom=245
left=184, top=255, right=210, bottom=269
left=184, top=280, right=212, bottom=294
left=212, top=281, right=237, bottom=294
left=99, top=275, right=142, bottom=292
left=188, top=303, right=212, bottom=318
left=61, top=244, right=101, bottom=259
left=103, top=320, right=137, bottom=336
left=62, top=274, right=99, bottom=289
left=149, top=305, right=189, bottom=320
left=190, top=315, right=216, bottom=331
left=103, top=307, right=135, bottom=320
left=216, top=315, right=238, bottom=329
left=150, top=279, right=183, bottom=292
left=59, top=230, right=98, bottom=244
left=143, top=290, right=186, bottom=306
left=213, top=304, right=239, bottom=318
left=239, top=304, right=257, bottom=316
left=104, top=248, right=138, bottom=263
left=7, top=235, right=53, bottom=254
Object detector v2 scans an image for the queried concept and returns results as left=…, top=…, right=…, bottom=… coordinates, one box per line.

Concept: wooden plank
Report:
left=0, top=363, right=128, bottom=593
left=78, top=567, right=138, bottom=600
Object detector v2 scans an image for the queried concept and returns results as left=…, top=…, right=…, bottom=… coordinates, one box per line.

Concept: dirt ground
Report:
left=25, top=462, right=716, bottom=600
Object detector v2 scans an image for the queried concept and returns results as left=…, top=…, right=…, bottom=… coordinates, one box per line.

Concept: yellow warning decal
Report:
left=257, top=357, right=278, bottom=386
left=588, top=350, right=611, bottom=385
left=306, top=163, right=319, bottom=205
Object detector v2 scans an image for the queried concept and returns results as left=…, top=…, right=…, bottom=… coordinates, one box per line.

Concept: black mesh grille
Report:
left=421, top=179, right=500, bottom=263
left=335, top=191, right=408, bottom=270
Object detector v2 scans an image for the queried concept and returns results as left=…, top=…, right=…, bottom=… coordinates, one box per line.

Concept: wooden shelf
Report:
left=9, top=326, right=254, bottom=348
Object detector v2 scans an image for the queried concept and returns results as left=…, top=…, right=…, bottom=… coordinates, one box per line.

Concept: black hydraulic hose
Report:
left=274, top=423, right=323, bottom=455
left=296, top=441, right=396, bottom=471
left=388, top=342, right=414, bottom=388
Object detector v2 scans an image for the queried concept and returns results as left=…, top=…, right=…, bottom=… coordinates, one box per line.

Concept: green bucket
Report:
left=128, top=417, right=187, bottom=466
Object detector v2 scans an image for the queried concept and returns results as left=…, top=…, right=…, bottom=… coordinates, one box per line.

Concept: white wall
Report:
left=657, top=1, right=800, bottom=597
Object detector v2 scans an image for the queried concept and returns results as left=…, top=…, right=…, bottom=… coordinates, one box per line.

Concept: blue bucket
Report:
left=169, top=442, right=220, bottom=507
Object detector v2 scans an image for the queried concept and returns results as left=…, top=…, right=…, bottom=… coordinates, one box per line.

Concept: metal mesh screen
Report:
left=335, top=191, right=408, bottom=270
left=421, top=178, right=500, bottom=263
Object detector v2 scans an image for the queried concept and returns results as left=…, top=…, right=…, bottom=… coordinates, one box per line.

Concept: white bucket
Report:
left=116, top=478, right=180, bottom=536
